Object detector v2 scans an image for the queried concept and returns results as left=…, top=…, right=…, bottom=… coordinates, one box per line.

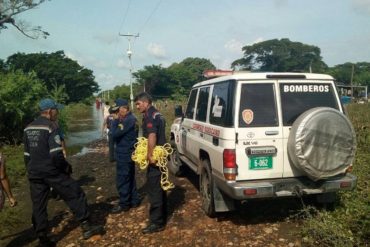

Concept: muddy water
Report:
left=66, top=104, right=105, bottom=149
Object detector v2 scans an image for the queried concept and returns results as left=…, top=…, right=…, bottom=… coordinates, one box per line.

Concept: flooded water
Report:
left=65, top=104, right=105, bottom=151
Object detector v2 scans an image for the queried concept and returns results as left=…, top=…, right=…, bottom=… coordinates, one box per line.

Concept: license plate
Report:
left=249, top=156, right=273, bottom=170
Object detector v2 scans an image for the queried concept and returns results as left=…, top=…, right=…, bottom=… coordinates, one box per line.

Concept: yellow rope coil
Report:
left=132, top=137, right=175, bottom=191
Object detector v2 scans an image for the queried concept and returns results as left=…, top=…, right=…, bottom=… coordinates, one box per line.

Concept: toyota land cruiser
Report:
left=169, top=72, right=357, bottom=217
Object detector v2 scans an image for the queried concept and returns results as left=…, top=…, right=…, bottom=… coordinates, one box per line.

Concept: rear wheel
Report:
left=200, top=159, right=216, bottom=217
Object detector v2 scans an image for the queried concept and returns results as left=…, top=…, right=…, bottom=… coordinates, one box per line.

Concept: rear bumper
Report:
left=214, top=173, right=357, bottom=200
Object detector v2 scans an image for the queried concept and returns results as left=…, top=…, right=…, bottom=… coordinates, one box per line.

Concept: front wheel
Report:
left=168, top=143, right=183, bottom=176
left=200, top=159, right=216, bottom=217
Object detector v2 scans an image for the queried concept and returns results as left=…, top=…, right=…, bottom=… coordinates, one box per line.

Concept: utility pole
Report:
left=119, top=33, right=139, bottom=109
left=350, top=64, right=355, bottom=97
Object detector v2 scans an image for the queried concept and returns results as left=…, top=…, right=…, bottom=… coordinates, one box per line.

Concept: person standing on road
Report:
left=0, top=152, right=17, bottom=210
left=110, top=98, right=141, bottom=213
left=102, top=106, right=116, bottom=162
left=23, top=98, right=104, bottom=246
left=134, top=92, right=167, bottom=234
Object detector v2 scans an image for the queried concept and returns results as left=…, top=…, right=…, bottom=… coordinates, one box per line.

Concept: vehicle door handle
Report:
left=265, top=130, right=279, bottom=136
left=200, top=133, right=203, bottom=137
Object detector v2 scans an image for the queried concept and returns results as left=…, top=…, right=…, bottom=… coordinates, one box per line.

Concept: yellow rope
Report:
left=132, top=137, right=175, bottom=191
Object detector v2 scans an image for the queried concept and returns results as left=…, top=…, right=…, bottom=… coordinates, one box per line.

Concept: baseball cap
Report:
left=39, top=98, right=64, bottom=111
left=112, top=98, right=128, bottom=110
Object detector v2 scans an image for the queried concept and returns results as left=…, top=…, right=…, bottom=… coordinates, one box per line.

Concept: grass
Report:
left=0, top=145, right=25, bottom=236
left=299, top=103, right=370, bottom=246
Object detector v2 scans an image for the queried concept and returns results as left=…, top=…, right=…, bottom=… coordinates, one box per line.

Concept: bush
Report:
left=0, top=71, right=46, bottom=144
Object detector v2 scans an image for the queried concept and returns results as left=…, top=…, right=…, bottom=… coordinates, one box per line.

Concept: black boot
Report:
left=38, top=233, right=56, bottom=247
left=80, top=220, right=104, bottom=240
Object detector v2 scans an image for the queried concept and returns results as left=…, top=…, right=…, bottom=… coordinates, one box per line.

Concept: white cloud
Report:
left=65, top=51, right=108, bottom=69
left=352, top=0, right=370, bottom=15
left=224, top=37, right=264, bottom=54
left=249, top=37, right=264, bottom=46
left=147, top=43, right=167, bottom=59
left=93, top=33, right=117, bottom=45
left=224, top=39, right=243, bottom=54
left=116, top=58, right=130, bottom=69
left=96, top=73, right=128, bottom=90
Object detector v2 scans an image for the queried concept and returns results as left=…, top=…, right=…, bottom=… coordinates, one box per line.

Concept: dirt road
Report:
left=3, top=140, right=303, bottom=247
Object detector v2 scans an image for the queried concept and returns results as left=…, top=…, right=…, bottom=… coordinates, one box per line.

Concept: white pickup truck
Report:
left=169, top=72, right=357, bottom=217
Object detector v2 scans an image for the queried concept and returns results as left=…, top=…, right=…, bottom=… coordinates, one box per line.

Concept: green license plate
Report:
left=249, top=156, right=273, bottom=170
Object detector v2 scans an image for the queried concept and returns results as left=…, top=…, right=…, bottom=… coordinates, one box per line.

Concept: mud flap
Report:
left=213, top=182, right=235, bottom=212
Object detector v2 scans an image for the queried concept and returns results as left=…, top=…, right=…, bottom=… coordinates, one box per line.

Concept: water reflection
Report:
left=65, top=104, right=104, bottom=147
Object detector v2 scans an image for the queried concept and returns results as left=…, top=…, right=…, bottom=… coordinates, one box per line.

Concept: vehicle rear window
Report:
left=210, top=80, right=235, bottom=127
left=280, top=83, right=339, bottom=126
left=196, top=87, right=210, bottom=122
left=185, top=89, right=198, bottom=119
left=239, top=83, right=278, bottom=127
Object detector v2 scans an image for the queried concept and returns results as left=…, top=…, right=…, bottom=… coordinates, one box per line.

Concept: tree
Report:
left=0, top=70, right=46, bottom=143
left=327, top=62, right=370, bottom=87
left=0, top=0, right=49, bottom=39
left=231, top=38, right=328, bottom=72
left=110, top=84, right=131, bottom=101
left=169, top=57, right=216, bottom=91
left=132, top=57, right=216, bottom=98
left=133, top=65, right=172, bottom=98
left=48, top=80, right=69, bottom=103
left=4, top=51, right=100, bottom=103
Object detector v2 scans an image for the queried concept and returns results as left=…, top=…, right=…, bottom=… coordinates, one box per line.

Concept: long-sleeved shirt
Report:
left=23, top=116, right=69, bottom=179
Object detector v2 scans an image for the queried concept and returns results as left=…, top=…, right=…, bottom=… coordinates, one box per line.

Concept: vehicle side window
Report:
left=210, top=80, right=235, bottom=127
left=239, top=83, right=278, bottom=127
left=195, top=87, right=210, bottom=122
left=185, top=89, right=198, bottom=119
left=280, top=83, right=339, bottom=125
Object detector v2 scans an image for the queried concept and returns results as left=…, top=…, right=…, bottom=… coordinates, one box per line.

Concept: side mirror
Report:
left=174, top=105, right=183, bottom=118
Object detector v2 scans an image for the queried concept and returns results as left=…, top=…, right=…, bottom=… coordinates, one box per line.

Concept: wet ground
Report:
left=1, top=139, right=304, bottom=247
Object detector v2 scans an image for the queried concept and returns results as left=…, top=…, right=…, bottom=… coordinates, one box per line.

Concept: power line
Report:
left=118, top=0, right=132, bottom=32
left=138, top=0, right=163, bottom=34
left=107, top=0, right=133, bottom=91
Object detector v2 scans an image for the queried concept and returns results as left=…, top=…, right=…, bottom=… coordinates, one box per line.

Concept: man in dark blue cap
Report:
left=110, top=98, right=141, bottom=213
left=23, top=98, right=104, bottom=246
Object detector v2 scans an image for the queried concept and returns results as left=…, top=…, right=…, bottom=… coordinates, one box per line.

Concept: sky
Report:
left=1, top=0, right=370, bottom=91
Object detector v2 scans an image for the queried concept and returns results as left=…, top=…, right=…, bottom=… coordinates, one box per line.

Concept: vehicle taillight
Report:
left=243, top=189, right=257, bottom=196
left=223, top=149, right=237, bottom=181
left=340, top=181, right=351, bottom=188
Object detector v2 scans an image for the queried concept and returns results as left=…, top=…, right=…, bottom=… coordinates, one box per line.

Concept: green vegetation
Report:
left=299, top=103, right=370, bottom=246
left=231, top=38, right=328, bottom=72
left=0, top=70, right=46, bottom=144
left=104, top=57, right=214, bottom=103
left=4, top=51, right=99, bottom=103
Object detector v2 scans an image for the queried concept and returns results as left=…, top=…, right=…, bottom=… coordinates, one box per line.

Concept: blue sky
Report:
left=1, top=0, right=370, bottom=91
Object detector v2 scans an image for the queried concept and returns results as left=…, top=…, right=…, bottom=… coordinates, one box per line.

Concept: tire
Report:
left=200, top=159, right=216, bottom=217
left=288, top=107, right=356, bottom=181
left=168, top=147, right=183, bottom=177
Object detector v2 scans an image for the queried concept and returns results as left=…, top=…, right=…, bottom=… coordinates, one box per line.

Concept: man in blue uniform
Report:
left=23, top=98, right=104, bottom=246
left=134, top=92, right=167, bottom=234
left=110, top=98, right=141, bottom=213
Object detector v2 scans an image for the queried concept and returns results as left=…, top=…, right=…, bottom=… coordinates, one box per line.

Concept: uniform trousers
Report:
left=116, top=152, right=140, bottom=207
left=147, top=165, right=167, bottom=225
left=29, top=173, right=89, bottom=235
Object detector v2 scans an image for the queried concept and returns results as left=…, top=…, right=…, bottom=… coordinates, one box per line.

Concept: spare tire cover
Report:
left=287, top=107, right=356, bottom=181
